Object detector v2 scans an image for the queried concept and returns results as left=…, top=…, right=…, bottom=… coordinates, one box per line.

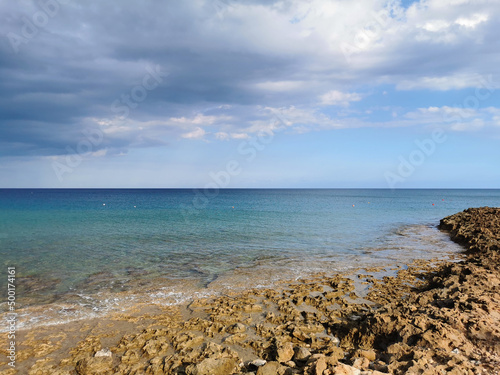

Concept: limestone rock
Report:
left=227, top=322, right=246, bottom=334
left=276, top=342, right=294, bottom=363
left=224, top=333, right=248, bottom=344
left=186, top=357, right=237, bottom=375
left=294, top=346, right=311, bottom=361
left=314, top=356, right=327, bottom=375
left=332, top=363, right=361, bottom=375
left=244, top=304, right=263, bottom=313
left=256, top=361, right=280, bottom=375
left=354, top=349, right=376, bottom=362
left=75, top=357, right=113, bottom=375
left=352, top=357, right=369, bottom=369
left=327, top=346, right=344, bottom=363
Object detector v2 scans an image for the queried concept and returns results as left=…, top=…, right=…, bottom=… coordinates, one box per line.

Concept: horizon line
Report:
left=1, top=187, right=499, bottom=190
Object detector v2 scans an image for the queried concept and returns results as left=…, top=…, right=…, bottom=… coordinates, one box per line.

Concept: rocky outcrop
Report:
left=439, top=206, right=500, bottom=255
left=340, top=207, right=500, bottom=373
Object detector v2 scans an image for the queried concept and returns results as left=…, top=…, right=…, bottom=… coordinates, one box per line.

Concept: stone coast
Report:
left=1, top=207, right=499, bottom=374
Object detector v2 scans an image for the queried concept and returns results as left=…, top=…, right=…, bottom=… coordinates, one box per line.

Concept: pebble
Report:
left=249, top=359, right=267, bottom=367
left=94, top=349, right=112, bottom=358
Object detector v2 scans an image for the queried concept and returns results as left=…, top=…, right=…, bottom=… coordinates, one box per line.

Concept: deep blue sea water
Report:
left=1, top=188, right=499, bottom=328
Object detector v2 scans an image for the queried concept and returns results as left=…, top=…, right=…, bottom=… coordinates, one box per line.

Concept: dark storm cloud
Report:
left=0, top=0, right=305, bottom=157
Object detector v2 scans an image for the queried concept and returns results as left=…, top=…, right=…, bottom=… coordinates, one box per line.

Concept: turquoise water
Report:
left=1, top=189, right=499, bottom=327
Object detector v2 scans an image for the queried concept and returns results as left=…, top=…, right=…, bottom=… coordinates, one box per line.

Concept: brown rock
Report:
left=224, top=333, right=248, bottom=344
left=331, top=363, right=361, bottom=375
left=276, top=342, right=294, bottom=363
left=370, top=361, right=388, bottom=373
left=244, top=304, right=263, bottom=312
left=314, top=356, right=327, bottom=375
left=186, top=357, right=237, bottom=375
left=327, top=346, right=344, bottom=363
left=294, top=346, right=311, bottom=361
left=120, top=349, right=141, bottom=365
left=227, top=322, right=246, bottom=334
left=175, top=334, right=204, bottom=351
left=142, top=338, right=168, bottom=357
left=352, top=357, right=369, bottom=369
left=75, top=357, right=113, bottom=375
left=256, top=361, right=280, bottom=375
left=355, top=349, right=376, bottom=362
left=292, top=327, right=309, bottom=341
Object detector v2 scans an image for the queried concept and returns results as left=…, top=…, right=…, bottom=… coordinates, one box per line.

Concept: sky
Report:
left=0, top=0, right=499, bottom=188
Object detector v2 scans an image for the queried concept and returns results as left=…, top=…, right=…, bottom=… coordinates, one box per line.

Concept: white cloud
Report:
left=230, top=133, right=249, bottom=139
left=253, top=80, right=307, bottom=92
left=455, top=14, right=488, bottom=29
left=396, top=74, right=493, bottom=91
left=214, top=131, right=249, bottom=140
left=181, top=127, right=206, bottom=139
left=215, top=132, right=229, bottom=140
left=170, top=114, right=220, bottom=126
left=421, top=20, right=451, bottom=32
left=90, top=149, right=108, bottom=157
left=319, top=90, right=363, bottom=107
left=450, top=118, right=484, bottom=131
left=403, top=106, right=499, bottom=131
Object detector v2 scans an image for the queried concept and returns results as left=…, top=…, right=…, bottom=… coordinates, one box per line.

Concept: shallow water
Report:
left=1, top=188, right=499, bottom=329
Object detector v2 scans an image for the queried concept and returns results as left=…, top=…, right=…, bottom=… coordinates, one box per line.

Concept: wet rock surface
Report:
left=1, top=207, right=499, bottom=374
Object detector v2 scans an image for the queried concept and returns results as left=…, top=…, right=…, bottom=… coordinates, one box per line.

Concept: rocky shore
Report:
left=1, top=207, right=499, bottom=374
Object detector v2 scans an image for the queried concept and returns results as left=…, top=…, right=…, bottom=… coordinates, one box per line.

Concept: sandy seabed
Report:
left=1, top=207, right=499, bottom=375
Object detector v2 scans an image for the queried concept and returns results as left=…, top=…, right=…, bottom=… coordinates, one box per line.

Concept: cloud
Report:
left=0, top=0, right=499, bottom=160
left=396, top=73, right=497, bottom=91
left=319, top=90, right=363, bottom=107
left=403, top=106, right=499, bottom=131
left=253, top=80, right=307, bottom=92
left=215, top=132, right=229, bottom=140
left=455, top=14, right=489, bottom=29
left=181, top=127, right=206, bottom=139
left=170, top=114, right=221, bottom=126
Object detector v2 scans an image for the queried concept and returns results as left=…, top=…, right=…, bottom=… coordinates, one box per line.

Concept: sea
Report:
left=1, top=188, right=499, bottom=329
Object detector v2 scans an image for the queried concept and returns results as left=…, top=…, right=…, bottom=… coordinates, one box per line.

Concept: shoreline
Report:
left=1, top=208, right=499, bottom=374
left=1, top=222, right=461, bottom=333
